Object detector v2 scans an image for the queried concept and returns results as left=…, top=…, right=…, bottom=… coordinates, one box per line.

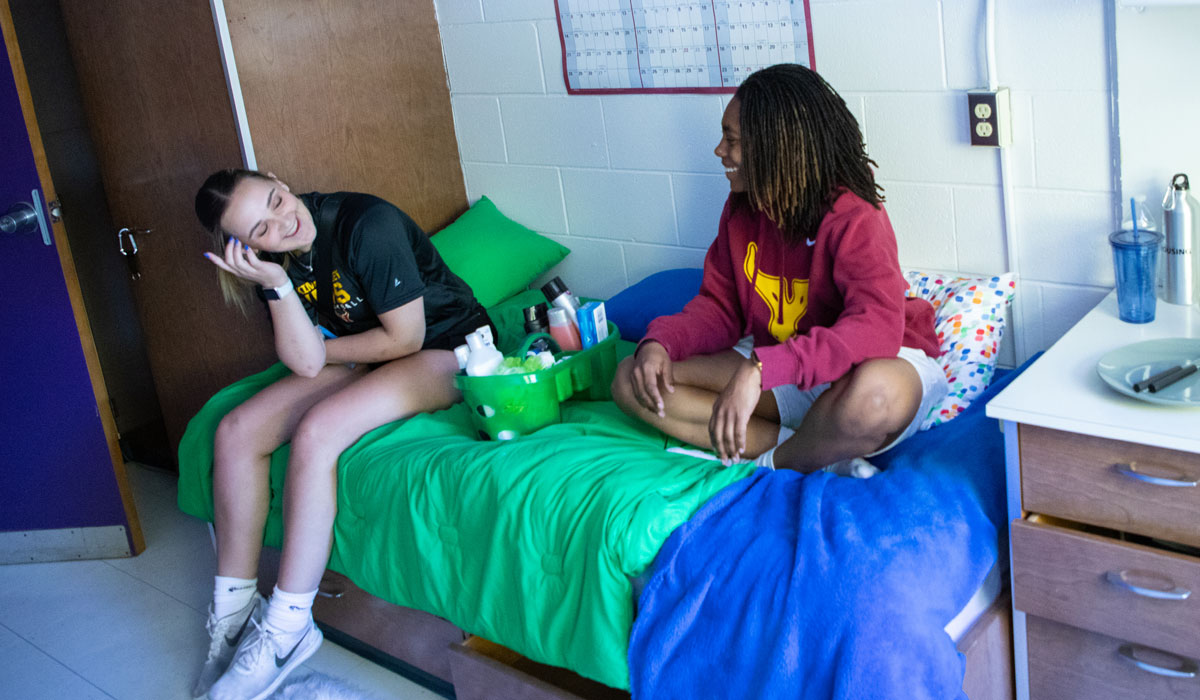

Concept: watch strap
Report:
left=262, top=278, right=294, bottom=301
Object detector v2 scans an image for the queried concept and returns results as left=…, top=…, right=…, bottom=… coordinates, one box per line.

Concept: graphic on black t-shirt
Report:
left=286, top=192, right=484, bottom=344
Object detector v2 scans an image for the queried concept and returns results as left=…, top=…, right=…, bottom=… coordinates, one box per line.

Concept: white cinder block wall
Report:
left=435, top=0, right=1120, bottom=367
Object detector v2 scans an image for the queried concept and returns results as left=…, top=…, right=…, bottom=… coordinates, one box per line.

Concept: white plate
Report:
left=1096, top=338, right=1200, bottom=407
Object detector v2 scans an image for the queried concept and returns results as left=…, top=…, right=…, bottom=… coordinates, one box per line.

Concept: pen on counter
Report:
left=1132, top=361, right=1199, bottom=393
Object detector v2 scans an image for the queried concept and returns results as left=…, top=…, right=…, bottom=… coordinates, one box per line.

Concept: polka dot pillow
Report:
left=904, top=271, right=1016, bottom=428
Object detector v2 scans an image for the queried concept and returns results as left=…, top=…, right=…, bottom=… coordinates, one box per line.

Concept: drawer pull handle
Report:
left=1105, top=570, right=1192, bottom=600
left=1114, top=462, right=1198, bottom=488
left=1118, top=643, right=1199, bottom=679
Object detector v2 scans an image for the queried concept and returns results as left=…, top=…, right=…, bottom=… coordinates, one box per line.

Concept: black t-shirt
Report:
left=284, top=192, right=484, bottom=345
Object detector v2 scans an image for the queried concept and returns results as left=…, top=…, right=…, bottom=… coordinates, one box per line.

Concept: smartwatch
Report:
left=262, top=278, right=294, bottom=301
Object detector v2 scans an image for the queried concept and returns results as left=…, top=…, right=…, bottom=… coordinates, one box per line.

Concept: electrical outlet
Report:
left=967, top=88, right=1011, bottom=148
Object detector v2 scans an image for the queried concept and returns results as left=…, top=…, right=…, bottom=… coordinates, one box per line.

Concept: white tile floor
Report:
left=0, top=463, right=447, bottom=700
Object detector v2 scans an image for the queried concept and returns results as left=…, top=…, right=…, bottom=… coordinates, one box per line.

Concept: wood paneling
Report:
left=226, top=0, right=468, bottom=233
left=59, top=0, right=277, bottom=456
left=1020, top=424, right=1200, bottom=548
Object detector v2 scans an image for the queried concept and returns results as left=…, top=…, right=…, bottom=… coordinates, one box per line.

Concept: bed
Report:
left=177, top=199, right=1019, bottom=699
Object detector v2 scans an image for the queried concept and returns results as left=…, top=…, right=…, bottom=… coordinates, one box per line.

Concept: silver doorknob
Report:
left=1, top=203, right=37, bottom=234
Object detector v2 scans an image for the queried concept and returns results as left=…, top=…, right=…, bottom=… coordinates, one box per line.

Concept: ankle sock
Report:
left=264, top=586, right=318, bottom=638
left=213, top=576, right=258, bottom=619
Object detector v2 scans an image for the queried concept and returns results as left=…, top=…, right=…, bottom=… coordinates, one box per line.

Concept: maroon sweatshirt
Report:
left=644, top=190, right=939, bottom=391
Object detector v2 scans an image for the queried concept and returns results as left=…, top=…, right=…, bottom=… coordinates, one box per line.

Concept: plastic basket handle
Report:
left=518, top=332, right=561, bottom=356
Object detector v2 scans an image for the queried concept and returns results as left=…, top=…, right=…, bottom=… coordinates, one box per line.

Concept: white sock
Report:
left=264, top=586, right=318, bottom=638
left=754, top=446, right=777, bottom=470
left=213, top=576, right=258, bottom=619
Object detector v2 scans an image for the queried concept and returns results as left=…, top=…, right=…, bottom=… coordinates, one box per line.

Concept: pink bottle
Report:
left=547, top=307, right=581, bottom=351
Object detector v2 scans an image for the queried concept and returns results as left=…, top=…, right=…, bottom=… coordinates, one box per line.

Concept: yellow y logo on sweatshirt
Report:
left=744, top=241, right=808, bottom=343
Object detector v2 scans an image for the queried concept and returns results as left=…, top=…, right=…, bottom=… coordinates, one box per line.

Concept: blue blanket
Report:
left=628, top=366, right=1024, bottom=699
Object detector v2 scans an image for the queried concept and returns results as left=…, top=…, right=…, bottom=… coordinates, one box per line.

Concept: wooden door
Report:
left=226, top=0, right=467, bottom=231
left=57, top=0, right=276, bottom=459
left=0, top=0, right=142, bottom=560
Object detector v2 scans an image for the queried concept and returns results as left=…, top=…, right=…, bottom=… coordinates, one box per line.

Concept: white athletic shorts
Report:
left=732, top=337, right=949, bottom=456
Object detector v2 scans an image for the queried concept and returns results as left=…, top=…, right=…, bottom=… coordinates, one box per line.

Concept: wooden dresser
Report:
left=987, top=292, right=1200, bottom=700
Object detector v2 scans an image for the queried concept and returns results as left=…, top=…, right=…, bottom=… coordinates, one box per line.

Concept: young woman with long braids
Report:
left=612, top=64, right=947, bottom=474
left=191, top=170, right=491, bottom=700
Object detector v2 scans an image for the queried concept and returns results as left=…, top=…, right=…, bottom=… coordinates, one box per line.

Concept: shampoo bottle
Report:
left=547, top=307, right=582, bottom=351
left=465, top=331, right=503, bottom=376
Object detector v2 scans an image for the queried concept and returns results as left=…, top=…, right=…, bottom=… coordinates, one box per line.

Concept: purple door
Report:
left=1, top=21, right=137, bottom=556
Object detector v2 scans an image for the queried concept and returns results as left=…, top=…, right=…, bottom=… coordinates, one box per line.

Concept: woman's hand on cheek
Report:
left=709, top=359, right=762, bottom=464
left=203, top=237, right=287, bottom=288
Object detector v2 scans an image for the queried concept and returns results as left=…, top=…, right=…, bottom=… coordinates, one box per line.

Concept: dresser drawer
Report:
left=1012, top=517, right=1200, bottom=660
left=1026, top=615, right=1199, bottom=700
left=1020, top=424, right=1200, bottom=548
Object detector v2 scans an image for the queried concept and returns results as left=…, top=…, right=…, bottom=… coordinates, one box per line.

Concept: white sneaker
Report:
left=823, top=456, right=880, bottom=479
left=208, top=617, right=323, bottom=700
left=193, top=593, right=265, bottom=699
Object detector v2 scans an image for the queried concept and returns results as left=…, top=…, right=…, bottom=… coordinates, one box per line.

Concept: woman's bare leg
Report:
left=612, top=351, right=781, bottom=458
left=212, top=364, right=364, bottom=579
left=773, top=357, right=923, bottom=472
left=275, top=348, right=461, bottom=593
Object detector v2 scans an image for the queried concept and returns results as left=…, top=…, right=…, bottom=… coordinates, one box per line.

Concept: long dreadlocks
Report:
left=734, top=64, right=884, bottom=246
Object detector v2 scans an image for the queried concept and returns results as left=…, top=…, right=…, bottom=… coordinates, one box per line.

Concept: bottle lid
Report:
left=547, top=306, right=569, bottom=324
left=541, top=276, right=568, bottom=300
left=522, top=303, right=548, bottom=324
left=1109, top=229, right=1162, bottom=248
left=1172, top=173, right=1190, bottom=191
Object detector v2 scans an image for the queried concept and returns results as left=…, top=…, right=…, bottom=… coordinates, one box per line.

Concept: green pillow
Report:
left=432, top=196, right=570, bottom=308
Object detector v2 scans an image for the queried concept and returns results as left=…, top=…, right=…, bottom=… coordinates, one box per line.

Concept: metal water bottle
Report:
left=1162, top=173, right=1196, bottom=305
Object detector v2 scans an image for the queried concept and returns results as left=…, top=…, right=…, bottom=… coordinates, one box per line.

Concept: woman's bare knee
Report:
left=831, top=361, right=919, bottom=439
left=611, top=357, right=637, bottom=411
left=214, top=408, right=276, bottom=462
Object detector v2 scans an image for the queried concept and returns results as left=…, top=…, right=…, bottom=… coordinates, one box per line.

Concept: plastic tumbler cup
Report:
left=1109, top=229, right=1162, bottom=323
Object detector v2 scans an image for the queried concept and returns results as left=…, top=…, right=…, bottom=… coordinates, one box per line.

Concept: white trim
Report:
left=210, top=0, right=256, bottom=170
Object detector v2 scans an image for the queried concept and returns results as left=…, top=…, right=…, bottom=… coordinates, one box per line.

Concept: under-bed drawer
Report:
left=1026, top=615, right=1199, bottom=700
left=1012, top=516, right=1200, bottom=661
left=448, top=596, right=1016, bottom=700
left=1019, top=424, right=1200, bottom=548
left=448, top=636, right=627, bottom=700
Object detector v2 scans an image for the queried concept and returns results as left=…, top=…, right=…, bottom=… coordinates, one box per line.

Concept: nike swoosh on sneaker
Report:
left=275, top=631, right=309, bottom=668
left=224, top=610, right=254, bottom=647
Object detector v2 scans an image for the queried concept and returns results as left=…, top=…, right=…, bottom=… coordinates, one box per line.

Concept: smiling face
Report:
left=714, top=98, right=746, bottom=193
left=218, top=175, right=317, bottom=253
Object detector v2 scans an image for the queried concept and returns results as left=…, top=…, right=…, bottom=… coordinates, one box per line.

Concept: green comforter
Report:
left=177, top=358, right=752, bottom=689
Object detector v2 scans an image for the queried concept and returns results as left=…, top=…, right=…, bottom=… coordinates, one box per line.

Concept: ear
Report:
left=266, top=171, right=289, bottom=192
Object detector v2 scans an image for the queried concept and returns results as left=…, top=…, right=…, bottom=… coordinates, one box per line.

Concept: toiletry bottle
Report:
left=522, top=303, right=552, bottom=354
left=1162, top=173, right=1197, bottom=306
left=547, top=307, right=582, bottom=351
left=465, top=331, right=504, bottom=376
left=541, top=276, right=581, bottom=329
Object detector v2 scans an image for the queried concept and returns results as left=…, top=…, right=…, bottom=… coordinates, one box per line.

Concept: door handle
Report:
left=2, top=190, right=52, bottom=245
left=117, top=227, right=152, bottom=280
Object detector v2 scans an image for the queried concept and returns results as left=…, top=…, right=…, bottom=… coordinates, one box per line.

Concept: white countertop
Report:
left=986, top=291, right=1200, bottom=453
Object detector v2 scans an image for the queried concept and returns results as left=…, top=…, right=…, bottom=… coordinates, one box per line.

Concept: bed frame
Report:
left=261, top=549, right=1014, bottom=699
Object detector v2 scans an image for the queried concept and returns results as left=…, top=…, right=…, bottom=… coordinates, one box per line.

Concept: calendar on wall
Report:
left=554, top=0, right=814, bottom=94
